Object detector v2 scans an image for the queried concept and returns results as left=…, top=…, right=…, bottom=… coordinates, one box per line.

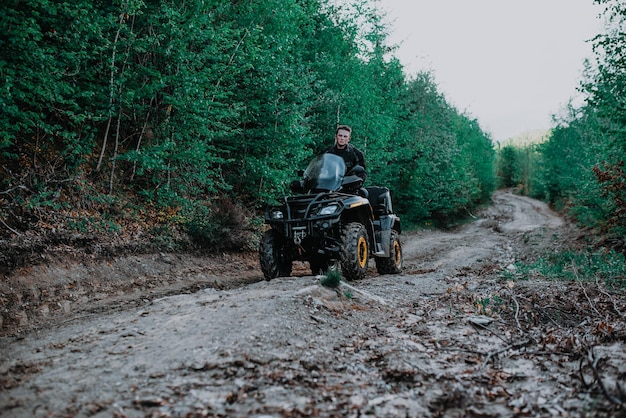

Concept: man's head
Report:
left=335, top=125, right=352, bottom=149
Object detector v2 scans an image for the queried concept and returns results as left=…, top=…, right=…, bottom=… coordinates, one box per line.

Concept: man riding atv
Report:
left=259, top=151, right=402, bottom=281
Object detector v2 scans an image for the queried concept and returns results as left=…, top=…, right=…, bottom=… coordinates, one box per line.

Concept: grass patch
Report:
left=504, top=249, right=626, bottom=289
left=320, top=267, right=342, bottom=288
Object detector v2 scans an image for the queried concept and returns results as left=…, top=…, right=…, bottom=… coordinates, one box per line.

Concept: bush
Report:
left=183, top=198, right=260, bottom=252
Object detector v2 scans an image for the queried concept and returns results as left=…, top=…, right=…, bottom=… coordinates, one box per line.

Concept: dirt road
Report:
left=1, top=190, right=624, bottom=417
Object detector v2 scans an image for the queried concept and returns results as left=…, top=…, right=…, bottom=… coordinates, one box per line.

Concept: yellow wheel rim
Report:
left=393, top=241, right=402, bottom=267
left=357, top=236, right=368, bottom=268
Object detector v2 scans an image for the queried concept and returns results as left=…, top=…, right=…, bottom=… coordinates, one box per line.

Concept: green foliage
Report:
left=67, top=217, right=120, bottom=234
left=320, top=266, right=342, bottom=288
left=0, top=0, right=108, bottom=177
left=182, top=203, right=222, bottom=247
left=379, top=73, right=495, bottom=225
left=496, top=145, right=518, bottom=189
left=182, top=198, right=258, bottom=251
left=505, top=249, right=626, bottom=289
left=496, top=142, right=545, bottom=198
left=1, top=0, right=497, bottom=244
left=474, top=294, right=504, bottom=316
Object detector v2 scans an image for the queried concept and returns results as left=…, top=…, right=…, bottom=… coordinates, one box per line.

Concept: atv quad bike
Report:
left=259, top=153, right=402, bottom=281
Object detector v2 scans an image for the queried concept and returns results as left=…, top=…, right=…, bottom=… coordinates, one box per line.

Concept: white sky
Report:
left=377, top=0, right=605, bottom=142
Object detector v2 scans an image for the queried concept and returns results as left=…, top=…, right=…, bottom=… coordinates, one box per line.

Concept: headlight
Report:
left=318, top=204, right=339, bottom=216
left=270, top=209, right=284, bottom=220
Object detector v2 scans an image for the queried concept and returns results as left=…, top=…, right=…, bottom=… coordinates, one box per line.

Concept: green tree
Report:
left=1, top=0, right=111, bottom=188
left=0, top=0, right=497, bottom=243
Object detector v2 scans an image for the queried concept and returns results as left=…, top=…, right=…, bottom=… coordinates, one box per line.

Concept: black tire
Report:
left=309, top=256, right=330, bottom=275
left=375, top=230, right=403, bottom=274
left=340, top=222, right=369, bottom=281
left=259, top=229, right=292, bottom=280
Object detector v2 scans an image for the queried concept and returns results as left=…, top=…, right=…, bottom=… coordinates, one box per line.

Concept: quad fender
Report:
left=338, top=194, right=371, bottom=211
left=339, top=195, right=376, bottom=250
left=376, top=214, right=401, bottom=256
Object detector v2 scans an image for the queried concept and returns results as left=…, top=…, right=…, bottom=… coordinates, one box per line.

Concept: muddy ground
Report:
left=1, top=190, right=625, bottom=417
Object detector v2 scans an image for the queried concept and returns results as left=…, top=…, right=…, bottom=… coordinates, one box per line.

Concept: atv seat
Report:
left=365, top=186, right=393, bottom=217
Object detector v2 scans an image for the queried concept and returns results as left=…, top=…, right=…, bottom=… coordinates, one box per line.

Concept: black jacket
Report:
left=324, top=144, right=367, bottom=181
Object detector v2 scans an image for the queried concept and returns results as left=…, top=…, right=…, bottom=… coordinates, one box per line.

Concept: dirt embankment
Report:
left=1, top=190, right=625, bottom=417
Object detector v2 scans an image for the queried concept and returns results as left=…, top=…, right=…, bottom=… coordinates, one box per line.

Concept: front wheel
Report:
left=340, top=222, right=369, bottom=281
left=375, top=230, right=403, bottom=274
left=259, top=229, right=292, bottom=280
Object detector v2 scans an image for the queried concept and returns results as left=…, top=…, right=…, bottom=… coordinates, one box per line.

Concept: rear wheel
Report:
left=259, top=229, right=292, bottom=280
left=340, top=222, right=369, bottom=281
left=375, top=230, right=403, bottom=274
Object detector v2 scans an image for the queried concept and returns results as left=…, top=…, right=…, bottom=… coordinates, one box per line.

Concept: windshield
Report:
left=303, top=154, right=346, bottom=191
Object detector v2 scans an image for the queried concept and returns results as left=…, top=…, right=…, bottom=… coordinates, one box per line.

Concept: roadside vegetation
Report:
left=495, top=0, right=626, bottom=285
left=505, top=249, right=626, bottom=289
